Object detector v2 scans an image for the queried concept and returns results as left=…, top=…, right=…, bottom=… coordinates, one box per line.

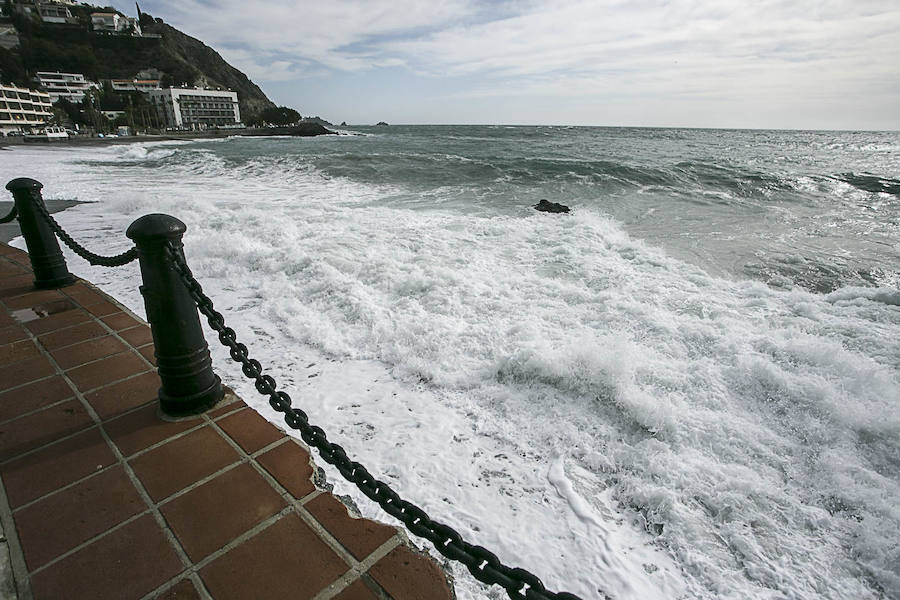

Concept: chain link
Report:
left=29, top=192, right=138, bottom=267
left=0, top=206, right=17, bottom=224
left=163, top=241, right=586, bottom=600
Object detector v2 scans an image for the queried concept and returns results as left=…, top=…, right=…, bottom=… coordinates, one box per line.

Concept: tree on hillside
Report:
left=251, top=106, right=302, bottom=126
left=0, top=47, right=27, bottom=86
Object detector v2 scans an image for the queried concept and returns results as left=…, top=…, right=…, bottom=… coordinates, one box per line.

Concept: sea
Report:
left=2, top=126, right=898, bottom=600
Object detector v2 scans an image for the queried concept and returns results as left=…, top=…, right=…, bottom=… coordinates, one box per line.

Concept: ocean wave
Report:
left=836, top=173, right=900, bottom=197
left=3, top=129, right=899, bottom=599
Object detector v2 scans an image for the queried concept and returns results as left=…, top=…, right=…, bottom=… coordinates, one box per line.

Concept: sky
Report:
left=111, top=0, right=900, bottom=130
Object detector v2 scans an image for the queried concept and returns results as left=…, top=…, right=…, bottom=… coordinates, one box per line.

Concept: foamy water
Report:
left=1, top=128, right=898, bottom=599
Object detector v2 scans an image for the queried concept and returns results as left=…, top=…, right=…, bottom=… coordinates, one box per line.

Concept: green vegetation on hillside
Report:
left=249, top=106, right=303, bottom=126
left=0, top=0, right=275, bottom=120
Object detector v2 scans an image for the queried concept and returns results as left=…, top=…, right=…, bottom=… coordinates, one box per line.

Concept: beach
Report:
left=0, top=129, right=241, bottom=152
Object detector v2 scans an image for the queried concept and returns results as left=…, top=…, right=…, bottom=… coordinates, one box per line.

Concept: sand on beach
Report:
left=0, top=129, right=239, bottom=152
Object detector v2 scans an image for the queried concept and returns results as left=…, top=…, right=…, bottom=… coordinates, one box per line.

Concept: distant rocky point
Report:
left=301, top=116, right=335, bottom=127
left=239, top=123, right=335, bottom=137
left=534, top=199, right=570, bottom=213
left=375, top=121, right=389, bottom=126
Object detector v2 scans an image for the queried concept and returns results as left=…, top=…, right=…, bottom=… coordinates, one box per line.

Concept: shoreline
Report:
left=0, top=129, right=240, bottom=151
left=0, top=123, right=337, bottom=151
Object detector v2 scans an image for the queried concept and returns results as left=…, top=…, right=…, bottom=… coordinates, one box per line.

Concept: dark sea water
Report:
left=2, top=126, right=898, bottom=599
left=332, top=126, right=900, bottom=292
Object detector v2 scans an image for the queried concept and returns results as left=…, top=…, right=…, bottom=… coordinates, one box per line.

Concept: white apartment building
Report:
left=0, top=83, right=53, bottom=133
left=147, top=87, right=241, bottom=130
left=34, top=71, right=99, bottom=103
left=91, top=11, right=141, bottom=35
left=91, top=12, right=124, bottom=31
left=109, top=78, right=161, bottom=92
left=37, top=2, right=77, bottom=24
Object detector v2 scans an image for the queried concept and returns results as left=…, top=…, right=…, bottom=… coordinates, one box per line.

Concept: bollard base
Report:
left=158, top=375, right=224, bottom=417
left=33, top=274, right=76, bottom=289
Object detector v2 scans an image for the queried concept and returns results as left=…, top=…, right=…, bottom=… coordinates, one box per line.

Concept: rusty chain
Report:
left=29, top=192, right=137, bottom=267
left=163, top=240, right=585, bottom=600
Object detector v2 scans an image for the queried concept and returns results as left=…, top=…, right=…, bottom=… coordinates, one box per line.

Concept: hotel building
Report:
left=0, top=83, right=53, bottom=133
left=147, top=87, right=241, bottom=129
left=34, top=71, right=99, bottom=103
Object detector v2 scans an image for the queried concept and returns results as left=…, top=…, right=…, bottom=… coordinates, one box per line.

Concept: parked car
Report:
left=4, top=130, right=24, bottom=137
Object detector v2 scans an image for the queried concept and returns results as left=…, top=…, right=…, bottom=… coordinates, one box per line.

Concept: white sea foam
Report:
left=2, top=138, right=897, bottom=600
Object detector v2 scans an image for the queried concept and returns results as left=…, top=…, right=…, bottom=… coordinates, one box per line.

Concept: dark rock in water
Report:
left=239, top=123, right=335, bottom=137
left=534, top=199, right=570, bottom=213
left=340, top=121, right=347, bottom=126
left=375, top=121, right=389, bottom=126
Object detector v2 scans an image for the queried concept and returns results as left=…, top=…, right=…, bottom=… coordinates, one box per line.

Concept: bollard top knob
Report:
left=6, top=178, right=43, bottom=192
left=126, top=213, right=187, bottom=242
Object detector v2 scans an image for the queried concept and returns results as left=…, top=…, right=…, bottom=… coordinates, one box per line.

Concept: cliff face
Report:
left=0, top=4, right=275, bottom=120
left=139, top=17, right=275, bottom=118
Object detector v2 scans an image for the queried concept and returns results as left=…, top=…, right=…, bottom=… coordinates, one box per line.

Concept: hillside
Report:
left=0, top=2, right=275, bottom=119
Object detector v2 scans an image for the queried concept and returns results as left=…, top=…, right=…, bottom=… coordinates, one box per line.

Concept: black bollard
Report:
left=5, top=178, right=75, bottom=289
left=126, top=214, right=223, bottom=416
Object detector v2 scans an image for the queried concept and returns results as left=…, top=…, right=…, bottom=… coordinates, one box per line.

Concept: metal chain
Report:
left=0, top=206, right=16, bottom=224
left=29, top=192, right=138, bottom=267
left=163, top=241, right=585, bottom=600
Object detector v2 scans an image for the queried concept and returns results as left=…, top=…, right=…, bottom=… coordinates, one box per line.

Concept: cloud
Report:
left=145, top=0, right=475, bottom=75
left=143, top=0, right=900, bottom=91
left=126, top=0, right=900, bottom=127
left=384, top=1, right=900, bottom=84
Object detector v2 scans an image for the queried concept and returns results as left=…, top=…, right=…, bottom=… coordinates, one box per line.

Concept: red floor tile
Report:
left=207, top=398, right=247, bottom=420
left=137, top=342, right=156, bottom=365
left=50, top=335, right=129, bottom=370
left=103, top=403, right=202, bottom=457
left=62, top=283, right=107, bottom=307
left=0, top=338, right=41, bottom=367
left=23, top=307, right=91, bottom=336
left=0, top=375, right=74, bottom=423
left=305, top=493, right=396, bottom=561
left=100, top=311, right=143, bottom=332
left=14, top=465, right=145, bottom=569
left=119, top=325, right=154, bottom=348
left=200, top=514, right=348, bottom=600
left=217, top=408, right=285, bottom=454
left=155, top=578, right=203, bottom=600
left=256, top=441, right=316, bottom=499
left=3, top=289, right=64, bottom=311
left=333, top=579, right=380, bottom=600
left=29, top=514, right=184, bottom=600
left=369, top=545, right=454, bottom=600
left=0, top=356, right=56, bottom=391
left=84, top=298, right=122, bottom=317
left=160, top=463, right=287, bottom=561
left=0, top=427, right=117, bottom=509
left=84, top=370, right=160, bottom=420
left=0, top=275, right=32, bottom=300
left=37, top=320, right=107, bottom=350
left=0, top=355, right=55, bottom=389
left=0, top=399, right=94, bottom=461
left=0, top=323, right=27, bottom=345
left=67, top=351, right=149, bottom=393
left=129, top=426, right=239, bottom=501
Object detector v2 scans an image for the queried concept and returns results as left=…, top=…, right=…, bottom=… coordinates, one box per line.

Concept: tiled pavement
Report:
left=0, top=242, right=455, bottom=600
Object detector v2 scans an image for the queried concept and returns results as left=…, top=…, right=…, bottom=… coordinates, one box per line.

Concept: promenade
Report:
left=0, top=241, right=454, bottom=600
